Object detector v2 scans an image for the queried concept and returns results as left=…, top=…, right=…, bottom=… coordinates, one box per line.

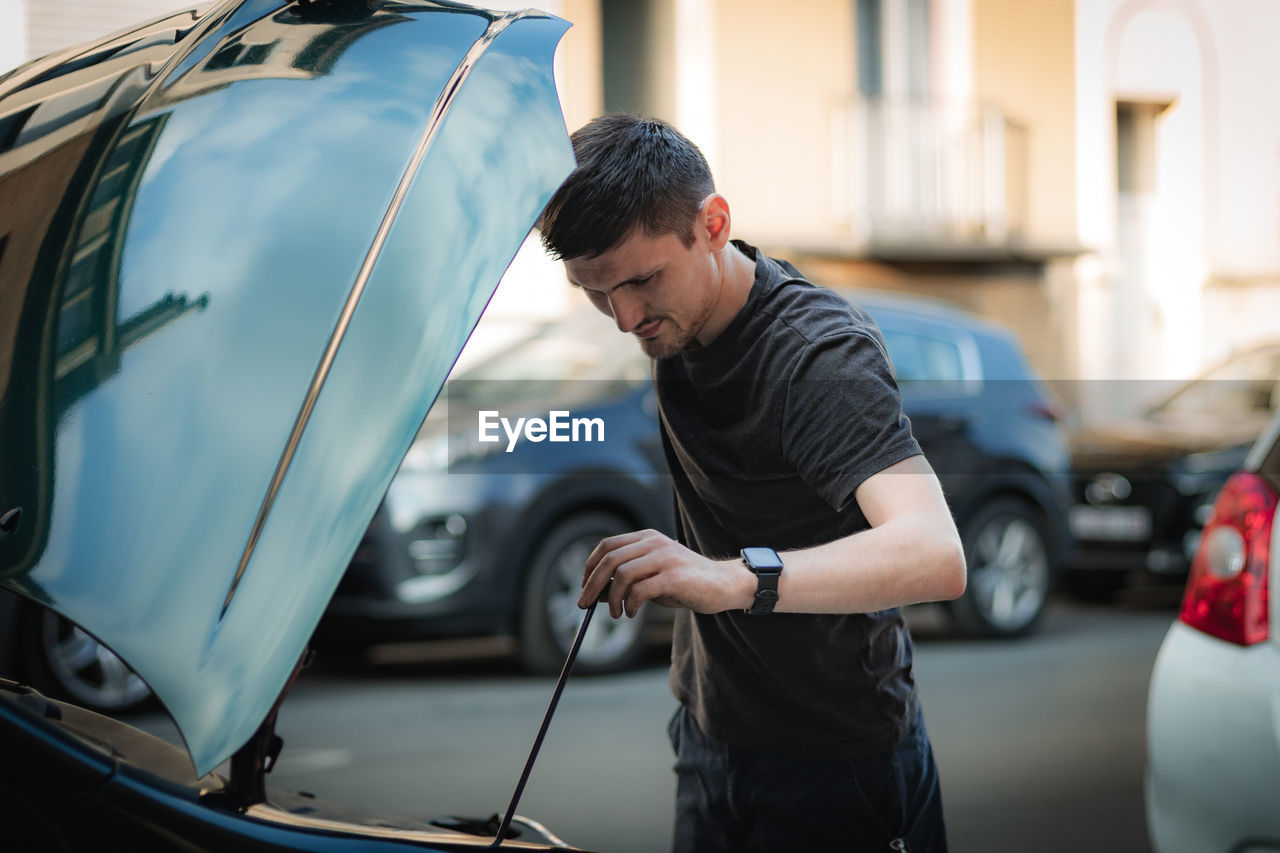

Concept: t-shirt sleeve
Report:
left=781, top=330, right=921, bottom=512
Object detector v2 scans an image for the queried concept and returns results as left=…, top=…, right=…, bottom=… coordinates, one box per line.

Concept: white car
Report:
left=1145, top=406, right=1280, bottom=852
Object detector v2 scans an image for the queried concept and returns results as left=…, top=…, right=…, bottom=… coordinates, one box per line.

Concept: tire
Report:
left=948, top=498, right=1053, bottom=638
left=19, top=605, right=153, bottom=715
left=517, top=512, right=649, bottom=675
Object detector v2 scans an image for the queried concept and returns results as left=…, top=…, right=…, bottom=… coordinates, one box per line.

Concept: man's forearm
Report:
left=743, top=518, right=967, bottom=615
left=580, top=455, right=967, bottom=619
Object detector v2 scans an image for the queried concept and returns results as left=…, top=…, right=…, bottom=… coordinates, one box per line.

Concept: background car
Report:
left=862, top=290, right=1073, bottom=638
left=1065, top=342, right=1280, bottom=600
left=1144, top=405, right=1280, bottom=852
left=314, top=285, right=1074, bottom=674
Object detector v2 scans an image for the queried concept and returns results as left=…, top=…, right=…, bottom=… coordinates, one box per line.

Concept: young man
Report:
left=538, top=114, right=966, bottom=852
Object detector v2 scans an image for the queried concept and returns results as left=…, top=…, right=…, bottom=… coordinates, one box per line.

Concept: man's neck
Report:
left=693, top=241, right=756, bottom=348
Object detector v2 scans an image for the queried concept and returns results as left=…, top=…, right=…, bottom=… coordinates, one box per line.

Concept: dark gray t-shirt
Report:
left=657, top=241, right=923, bottom=758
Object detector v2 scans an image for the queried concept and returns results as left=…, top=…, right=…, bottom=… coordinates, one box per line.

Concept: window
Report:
left=856, top=0, right=931, bottom=98
left=1116, top=100, right=1168, bottom=195
left=882, top=328, right=965, bottom=383
left=856, top=0, right=882, bottom=97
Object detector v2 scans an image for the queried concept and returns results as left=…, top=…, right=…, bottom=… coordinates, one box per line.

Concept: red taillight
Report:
left=1179, top=471, right=1276, bottom=645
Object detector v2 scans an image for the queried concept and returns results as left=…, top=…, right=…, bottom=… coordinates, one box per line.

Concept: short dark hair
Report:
left=538, top=114, right=715, bottom=260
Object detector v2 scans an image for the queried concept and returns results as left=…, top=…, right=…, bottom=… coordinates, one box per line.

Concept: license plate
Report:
left=1069, top=505, right=1152, bottom=541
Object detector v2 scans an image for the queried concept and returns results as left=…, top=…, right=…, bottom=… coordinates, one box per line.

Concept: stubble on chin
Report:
left=637, top=323, right=695, bottom=359
left=638, top=337, right=678, bottom=359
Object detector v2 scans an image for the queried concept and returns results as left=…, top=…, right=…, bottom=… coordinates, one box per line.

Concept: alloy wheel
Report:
left=40, top=611, right=152, bottom=712
left=543, top=534, right=646, bottom=668
left=950, top=497, right=1053, bottom=637
left=519, top=512, right=649, bottom=674
left=969, top=514, right=1050, bottom=633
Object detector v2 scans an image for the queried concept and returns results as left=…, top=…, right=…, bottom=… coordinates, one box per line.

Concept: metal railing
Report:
left=832, top=97, right=1029, bottom=246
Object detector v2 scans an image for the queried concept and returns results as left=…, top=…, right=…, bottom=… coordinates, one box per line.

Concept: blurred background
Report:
left=6, top=0, right=1279, bottom=410
left=3, top=2, right=1278, bottom=852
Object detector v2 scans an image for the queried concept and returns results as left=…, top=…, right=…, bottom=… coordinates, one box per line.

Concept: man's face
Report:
left=563, top=228, right=719, bottom=359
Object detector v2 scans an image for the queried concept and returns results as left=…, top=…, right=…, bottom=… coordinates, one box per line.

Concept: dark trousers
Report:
left=668, top=704, right=948, bottom=853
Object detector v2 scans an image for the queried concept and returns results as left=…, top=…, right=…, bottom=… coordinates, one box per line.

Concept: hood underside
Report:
left=0, top=0, right=574, bottom=775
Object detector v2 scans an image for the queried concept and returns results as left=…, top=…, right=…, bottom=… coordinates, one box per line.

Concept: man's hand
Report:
left=577, top=529, right=755, bottom=619
left=575, top=457, right=966, bottom=620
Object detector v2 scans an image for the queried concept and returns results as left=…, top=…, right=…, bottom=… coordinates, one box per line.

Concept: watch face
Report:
left=742, top=547, right=784, bottom=571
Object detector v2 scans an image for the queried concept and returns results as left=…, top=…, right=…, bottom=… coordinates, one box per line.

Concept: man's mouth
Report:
left=634, top=319, right=663, bottom=339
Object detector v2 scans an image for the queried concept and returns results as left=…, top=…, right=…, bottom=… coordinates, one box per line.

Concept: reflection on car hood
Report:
left=0, top=0, right=573, bottom=775
left=1069, top=417, right=1267, bottom=470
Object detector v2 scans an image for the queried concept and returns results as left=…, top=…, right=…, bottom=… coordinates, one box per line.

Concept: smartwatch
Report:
left=741, top=547, right=784, bottom=615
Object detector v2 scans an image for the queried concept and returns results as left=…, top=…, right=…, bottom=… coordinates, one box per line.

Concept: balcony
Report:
left=832, top=98, right=1030, bottom=254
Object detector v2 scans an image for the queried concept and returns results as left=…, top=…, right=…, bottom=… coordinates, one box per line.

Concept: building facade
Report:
left=4, top=0, right=1278, bottom=421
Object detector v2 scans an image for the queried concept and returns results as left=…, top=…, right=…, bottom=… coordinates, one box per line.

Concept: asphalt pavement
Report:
left=127, top=593, right=1178, bottom=853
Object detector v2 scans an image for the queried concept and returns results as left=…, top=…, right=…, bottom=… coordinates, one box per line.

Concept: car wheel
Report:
left=949, top=498, right=1052, bottom=638
left=20, top=605, right=153, bottom=714
left=518, top=512, right=649, bottom=675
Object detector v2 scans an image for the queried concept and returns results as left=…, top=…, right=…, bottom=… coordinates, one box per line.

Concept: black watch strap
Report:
left=741, top=547, right=783, bottom=615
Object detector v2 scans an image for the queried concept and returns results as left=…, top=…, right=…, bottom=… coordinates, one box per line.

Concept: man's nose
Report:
left=607, top=291, right=644, bottom=333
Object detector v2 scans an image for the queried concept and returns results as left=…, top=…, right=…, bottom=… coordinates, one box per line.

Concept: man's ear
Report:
left=700, top=193, right=732, bottom=250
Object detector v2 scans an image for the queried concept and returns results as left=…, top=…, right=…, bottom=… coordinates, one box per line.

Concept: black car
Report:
left=1065, top=342, right=1280, bottom=599
left=316, top=286, right=1074, bottom=673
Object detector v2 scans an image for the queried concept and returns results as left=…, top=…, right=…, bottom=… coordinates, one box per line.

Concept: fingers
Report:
left=582, top=529, right=654, bottom=582
left=604, top=557, right=666, bottom=619
left=581, top=540, right=654, bottom=617
left=622, top=576, right=664, bottom=618
left=578, top=530, right=667, bottom=618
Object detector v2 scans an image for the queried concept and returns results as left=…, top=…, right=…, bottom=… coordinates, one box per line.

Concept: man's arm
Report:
left=578, top=454, right=967, bottom=618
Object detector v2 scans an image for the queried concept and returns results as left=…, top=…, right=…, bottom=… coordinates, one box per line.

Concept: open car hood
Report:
left=0, top=0, right=573, bottom=775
